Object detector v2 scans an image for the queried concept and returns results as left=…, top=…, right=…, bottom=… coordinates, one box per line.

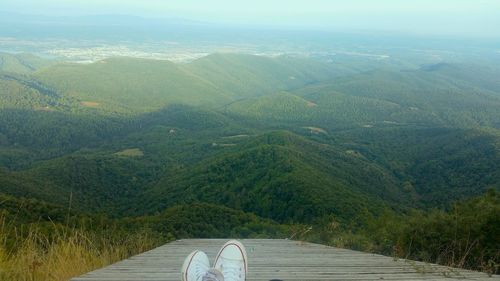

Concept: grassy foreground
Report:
left=306, top=189, right=500, bottom=275
left=0, top=200, right=287, bottom=281
left=0, top=223, right=162, bottom=281
left=0, top=191, right=498, bottom=280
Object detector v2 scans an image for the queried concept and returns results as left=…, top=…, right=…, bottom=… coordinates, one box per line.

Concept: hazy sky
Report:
left=2, top=0, right=500, bottom=37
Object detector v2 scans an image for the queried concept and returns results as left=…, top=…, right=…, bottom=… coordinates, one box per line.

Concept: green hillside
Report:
left=143, top=131, right=408, bottom=222
left=31, top=54, right=342, bottom=113
left=222, top=63, right=500, bottom=130
left=0, top=52, right=55, bottom=74
left=333, top=127, right=500, bottom=206
left=34, top=57, right=232, bottom=113
left=420, top=62, right=500, bottom=94
left=184, top=53, right=340, bottom=98
left=0, top=55, right=498, bottom=215
left=0, top=73, right=60, bottom=110
left=225, top=90, right=403, bottom=128
left=304, top=68, right=500, bottom=128
left=0, top=53, right=499, bottom=275
left=224, top=91, right=317, bottom=122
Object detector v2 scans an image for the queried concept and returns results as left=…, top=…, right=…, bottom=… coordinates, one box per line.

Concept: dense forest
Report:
left=0, top=52, right=499, bottom=279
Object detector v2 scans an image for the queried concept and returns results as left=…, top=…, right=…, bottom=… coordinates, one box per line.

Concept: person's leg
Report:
left=214, top=240, right=248, bottom=281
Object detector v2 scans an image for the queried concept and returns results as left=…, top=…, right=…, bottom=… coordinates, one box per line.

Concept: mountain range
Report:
left=0, top=51, right=499, bottom=227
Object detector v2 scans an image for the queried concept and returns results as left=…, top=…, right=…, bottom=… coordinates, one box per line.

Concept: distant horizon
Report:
left=1, top=13, right=499, bottom=42
left=1, top=0, right=500, bottom=39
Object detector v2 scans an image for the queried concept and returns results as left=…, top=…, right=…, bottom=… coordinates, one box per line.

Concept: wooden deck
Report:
left=72, top=239, right=498, bottom=281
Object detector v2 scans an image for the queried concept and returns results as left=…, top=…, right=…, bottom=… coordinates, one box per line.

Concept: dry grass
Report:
left=0, top=219, right=160, bottom=281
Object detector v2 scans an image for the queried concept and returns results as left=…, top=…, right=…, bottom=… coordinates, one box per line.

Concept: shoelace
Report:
left=221, top=262, right=243, bottom=281
left=195, top=265, right=209, bottom=281
left=202, top=270, right=223, bottom=281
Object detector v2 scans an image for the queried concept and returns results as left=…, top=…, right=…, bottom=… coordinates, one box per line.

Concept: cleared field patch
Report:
left=222, top=134, right=250, bottom=139
left=306, top=101, right=318, bottom=107
left=212, top=143, right=237, bottom=147
left=34, top=106, right=55, bottom=112
left=80, top=101, right=100, bottom=107
left=219, top=143, right=237, bottom=147
left=114, top=148, right=144, bottom=157
left=303, top=126, right=327, bottom=134
left=345, top=150, right=364, bottom=158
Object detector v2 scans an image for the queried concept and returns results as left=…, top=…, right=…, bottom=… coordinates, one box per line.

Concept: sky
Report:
left=1, top=0, right=500, bottom=38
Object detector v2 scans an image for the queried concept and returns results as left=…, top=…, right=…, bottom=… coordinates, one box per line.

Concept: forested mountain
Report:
left=226, top=67, right=500, bottom=129
left=34, top=57, right=230, bottom=112
left=0, top=52, right=499, bottom=274
left=183, top=53, right=341, bottom=98
left=144, top=131, right=407, bottom=222
left=32, top=54, right=343, bottom=113
left=1, top=53, right=499, bottom=214
left=0, top=52, right=56, bottom=74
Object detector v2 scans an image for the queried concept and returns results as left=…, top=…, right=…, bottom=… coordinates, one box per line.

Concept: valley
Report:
left=0, top=50, right=499, bottom=278
left=1, top=51, right=499, bottom=213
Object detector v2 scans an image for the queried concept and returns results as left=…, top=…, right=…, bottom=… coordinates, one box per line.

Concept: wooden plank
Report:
left=72, top=239, right=499, bottom=281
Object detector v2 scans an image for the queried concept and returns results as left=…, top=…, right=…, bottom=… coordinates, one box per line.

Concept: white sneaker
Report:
left=182, top=250, right=210, bottom=281
left=214, top=240, right=248, bottom=281
left=202, top=268, right=225, bottom=281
